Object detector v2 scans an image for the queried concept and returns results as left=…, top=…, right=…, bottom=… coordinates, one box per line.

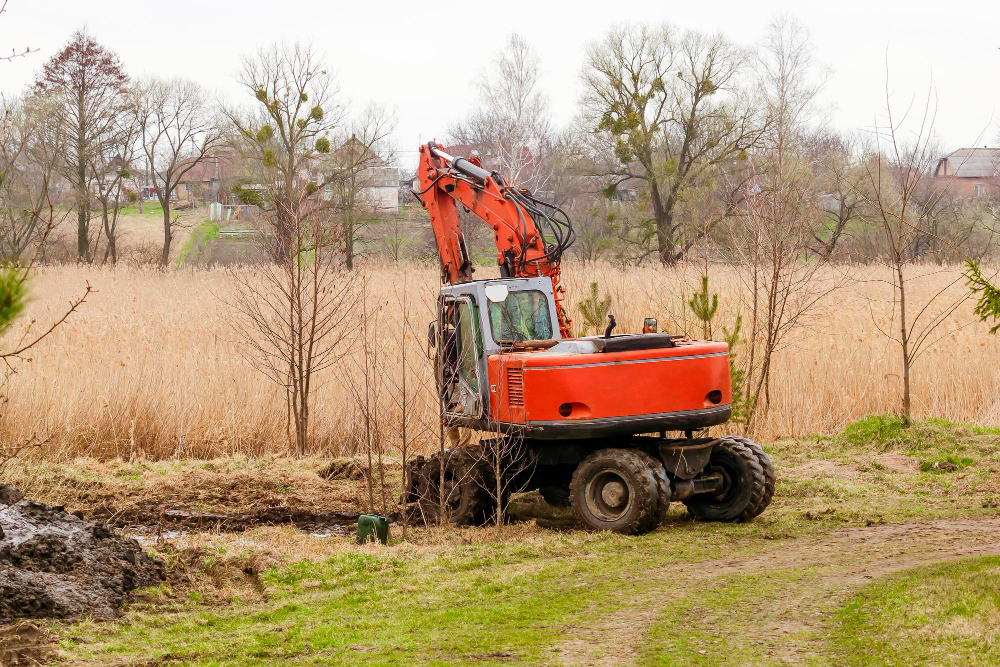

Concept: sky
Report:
left=2, top=0, right=999, bottom=170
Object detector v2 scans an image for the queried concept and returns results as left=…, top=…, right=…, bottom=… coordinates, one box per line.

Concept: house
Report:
left=331, top=137, right=400, bottom=214
left=174, top=153, right=233, bottom=202
left=933, top=147, right=1000, bottom=197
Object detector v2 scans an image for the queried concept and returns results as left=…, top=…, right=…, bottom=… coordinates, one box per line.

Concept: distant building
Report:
left=174, top=154, right=233, bottom=202
left=331, top=137, right=400, bottom=214
left=933, top=147, right=1000, bottom=197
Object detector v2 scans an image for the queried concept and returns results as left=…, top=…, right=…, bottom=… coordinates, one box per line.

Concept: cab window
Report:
left=488, top=290, right=552, bottom=342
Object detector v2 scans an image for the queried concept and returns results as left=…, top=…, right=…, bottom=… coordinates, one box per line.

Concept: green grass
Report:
left=119, top=201, right=166, bottom=217
left=839, top=414, right=1000, bottom=450
left=176, top=220, right=221, bottom=267
left=60, top=526, right=755, bottom=665
left=832, top=556, right=1000, bottom=666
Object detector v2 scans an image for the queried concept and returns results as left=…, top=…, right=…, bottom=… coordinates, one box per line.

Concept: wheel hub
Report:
left=601, top=481, right=626, bottom=507
left=586, top=470, right=632, bottom=522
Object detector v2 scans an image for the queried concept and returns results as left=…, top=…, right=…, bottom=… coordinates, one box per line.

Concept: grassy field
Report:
left=3, top=416, right=998, bottom=665
left=3, top=261, right=998, bottom=460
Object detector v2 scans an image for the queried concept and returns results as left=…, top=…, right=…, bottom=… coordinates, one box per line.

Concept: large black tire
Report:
left=732, top=437, right=775, bottom=518
left=684, top=438, right=765, bottom=523
left=570, top=449, right=659, bottom=534
left=633, top=451, right=671, bottom=531
left=416, top=448, right=489, bottom=526
left=539, top=485, right=571, bottom=507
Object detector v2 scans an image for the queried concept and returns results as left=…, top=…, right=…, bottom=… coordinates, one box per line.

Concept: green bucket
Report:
left=357, top=514, right=389, bottom=545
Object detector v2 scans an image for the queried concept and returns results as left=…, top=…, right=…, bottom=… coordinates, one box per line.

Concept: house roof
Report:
left=335, top=136, right=391, bottom=168
left=177, top=154, right=231, bottom=183
left=935, top=148, right=1000, bottom=178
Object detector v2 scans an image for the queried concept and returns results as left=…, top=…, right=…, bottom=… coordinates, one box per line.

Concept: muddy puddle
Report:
left=92, top=503, right=366, bottom=537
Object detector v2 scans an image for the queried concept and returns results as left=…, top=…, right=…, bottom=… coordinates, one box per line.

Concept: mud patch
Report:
left=319, top=459, right=366, bottom=481
left=0, top=485, right=164, bottom=622
left=99, top=504, right=365, bottom=534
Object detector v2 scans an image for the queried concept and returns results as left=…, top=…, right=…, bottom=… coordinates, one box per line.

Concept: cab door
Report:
left=439, top=296, right=484, bottom=419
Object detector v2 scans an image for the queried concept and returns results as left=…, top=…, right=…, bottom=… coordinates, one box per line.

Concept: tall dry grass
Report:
left=4, top=261, right=998, bottom=460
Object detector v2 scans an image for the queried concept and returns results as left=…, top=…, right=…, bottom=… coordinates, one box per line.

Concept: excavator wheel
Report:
left=539, top=485, right=571, bottom=507
left=570, top=448, right=659, bottom=534
left=683, top=437, right=765, bottom=523
left=637, top=451, right=673, bottom=529
left=730, top=437, right=775, bottom=518
left=415, top=448, right=489, bottom=526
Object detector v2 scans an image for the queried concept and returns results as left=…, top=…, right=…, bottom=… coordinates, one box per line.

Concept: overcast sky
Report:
left=2, top=0, right=999, bottom=169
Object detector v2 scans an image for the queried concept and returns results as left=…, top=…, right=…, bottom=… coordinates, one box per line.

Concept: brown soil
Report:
left=14, top=459, right=378, bottom=534
left=555, top=515, right=1000, bottom=665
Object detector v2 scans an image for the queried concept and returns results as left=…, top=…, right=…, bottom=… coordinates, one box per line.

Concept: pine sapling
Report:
left=577, top=281, right=611, bottom=336
left=688, top=274, right=718, bottom=340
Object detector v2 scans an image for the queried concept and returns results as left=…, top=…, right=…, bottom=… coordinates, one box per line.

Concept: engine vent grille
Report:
left=506, top=367, right=524, bottom=407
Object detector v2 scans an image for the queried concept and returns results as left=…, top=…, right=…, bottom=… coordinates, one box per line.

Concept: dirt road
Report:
left=556, top=515, right=1000, bottom=665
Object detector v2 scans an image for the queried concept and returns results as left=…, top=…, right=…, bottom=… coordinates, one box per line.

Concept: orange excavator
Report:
left=403, top=142, right=773, bottom=533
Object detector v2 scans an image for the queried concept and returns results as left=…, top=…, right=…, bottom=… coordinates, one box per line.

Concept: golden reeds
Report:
left=5, top=261, right=997, bottom=460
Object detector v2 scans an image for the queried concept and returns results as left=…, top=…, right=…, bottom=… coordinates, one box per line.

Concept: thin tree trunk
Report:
left=897, top=262, right=912, bottom=427
left=161, top=199, right=172, bottom=266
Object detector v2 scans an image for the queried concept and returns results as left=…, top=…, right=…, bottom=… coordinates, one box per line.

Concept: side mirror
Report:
left=427, top=321, right=436, bottom=348
left=643, top=318, right=658, bottom=334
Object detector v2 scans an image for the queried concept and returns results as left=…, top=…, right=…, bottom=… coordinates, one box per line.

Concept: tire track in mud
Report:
left=553, top=515, right=1000, bottom=666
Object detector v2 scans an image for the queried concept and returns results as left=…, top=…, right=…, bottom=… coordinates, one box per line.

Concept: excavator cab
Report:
left=436, top=277, right=561, bottom=425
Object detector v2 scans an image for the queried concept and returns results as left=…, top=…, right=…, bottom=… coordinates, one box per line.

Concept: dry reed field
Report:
left=5, top=261, right=999, bottom=460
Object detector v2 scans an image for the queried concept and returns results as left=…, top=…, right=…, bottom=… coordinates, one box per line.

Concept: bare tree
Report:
left=325, top=103, right=397, bottom=269
left=225, top=43, right=355, bottom=455
left=851, top=70, right=986, bottom=426
left=807, top=130, right=865, bottom=258
left=135, top=77, right=221, bottom=265
left=33, top=29, right=128, bottom=263
left=92, top=101, right=141, bottom=264
left=226, top=208, right=354, bottom=454
left=582, top=22, right=769, bottom=265
left=0, top=97, right=71, bottom=261
left=724, top=16, right=835, bottom=429
left=449, top=34, right=553, bottom=190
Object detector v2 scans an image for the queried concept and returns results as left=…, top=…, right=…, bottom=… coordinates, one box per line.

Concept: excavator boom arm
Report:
left=413, top=142, right=574, bottom=337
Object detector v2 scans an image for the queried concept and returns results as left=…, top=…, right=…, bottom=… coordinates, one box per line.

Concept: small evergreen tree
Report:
left=688, top=274, right=718, bottom=339
left=722, top=316, right=752, bottom=424
left=577, top=281, right=611, bottom=336
left=0, top=266, right=27, bottom=335
left=967, top=259, right=1000, bottom=334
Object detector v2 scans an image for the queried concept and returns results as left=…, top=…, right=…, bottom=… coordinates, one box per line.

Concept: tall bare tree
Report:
left=33, top=29, right=128, bottom=263
left=725, top=15, right=835, bottom=429
left=135, top=77, right=221, bottom=265
left=853, top=72, right=981, bottom=425
left=583, top=23, right=768, bottom=265
left=225, top=43, right=355, bottom=454
left=325, top=103, right=397, bottom=269
left=449, top=34, right=552, bottom=190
